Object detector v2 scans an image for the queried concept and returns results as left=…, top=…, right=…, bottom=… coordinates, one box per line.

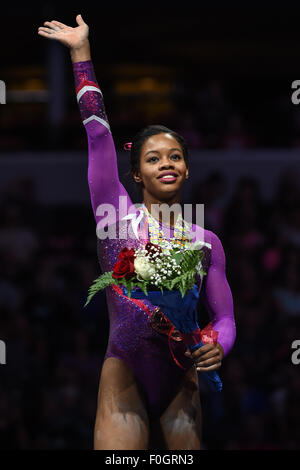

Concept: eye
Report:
left=171, top=154, right=182, bottom=160
left=147, top=156, right=158, bottom=162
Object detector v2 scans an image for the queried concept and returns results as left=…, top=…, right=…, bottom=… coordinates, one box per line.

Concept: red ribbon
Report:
left=168, top=326, right=186, bottom=370
left=111, top=284, right=186, bottom=369
left=180, top=321, right=219, bottom=346
left=200, top=321, right=219, bottom=345
left=111, top=284, right=219, bottom=370
left=111, top=284, right=152, bottom=318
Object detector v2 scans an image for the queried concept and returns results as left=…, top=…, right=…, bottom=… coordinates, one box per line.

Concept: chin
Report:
left=157, top=180, right=184, bottom=192
left=143, top=178, right=185, bottom=200
left=155, top=185, right=182, bottom=200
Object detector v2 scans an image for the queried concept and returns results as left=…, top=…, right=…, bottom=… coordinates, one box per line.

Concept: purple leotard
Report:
left=73, top=60, right=236, bottom=417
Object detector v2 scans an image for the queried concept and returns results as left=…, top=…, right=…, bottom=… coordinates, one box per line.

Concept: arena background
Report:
left=1, top=2, right=300, bottom=449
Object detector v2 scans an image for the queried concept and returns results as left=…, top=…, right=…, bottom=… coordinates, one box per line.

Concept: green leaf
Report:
left=84, top=271, right=114, bottom=307
left=84, top=246, right=207, bottom=306
left=134, top=280, right=148, bottom=296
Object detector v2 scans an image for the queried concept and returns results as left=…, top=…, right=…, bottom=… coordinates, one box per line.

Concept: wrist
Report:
left=70, top=40, right=91, bottom=63
left=216, top=342, right=224, bottom=359
left=181, top=328, right=202, bottom=348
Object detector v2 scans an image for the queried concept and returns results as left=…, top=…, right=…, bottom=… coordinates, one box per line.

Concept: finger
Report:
left=196, top=355, right=220, bottom=368
left=38, top=30, right=50, bottom=37
left=38, top=27, right=57, bottom=36
left=196, top=361, right=221, bottom=372
left=195, top=348, right=220, bottom=362
left=191, top=344, right=215, bottom=359
left=43, top=21, right=60, bottom=31
left=76, top=14, right=85, bottom=26
left=52, top=20, right=67, bottom=29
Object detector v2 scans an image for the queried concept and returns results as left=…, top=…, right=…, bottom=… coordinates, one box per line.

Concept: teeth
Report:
left=161, top=175, right=176, bottom=179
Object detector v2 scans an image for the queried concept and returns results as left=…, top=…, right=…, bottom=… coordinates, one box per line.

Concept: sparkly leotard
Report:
left=73, top=60, right=236, bottom=418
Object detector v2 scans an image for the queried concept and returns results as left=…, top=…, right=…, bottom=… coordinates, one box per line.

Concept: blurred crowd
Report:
left=1, top=76, right=299, bottom=152
left=193, top=166, right=300, bottom=449
left=0, top=162, right=300, bottom=450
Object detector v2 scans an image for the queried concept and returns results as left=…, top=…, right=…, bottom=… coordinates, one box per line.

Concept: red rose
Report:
left=144, top=242, right=162, bottom=257
left=112, top=247, right=136, bottom=280
left=117, top=247, right=135, bottom=262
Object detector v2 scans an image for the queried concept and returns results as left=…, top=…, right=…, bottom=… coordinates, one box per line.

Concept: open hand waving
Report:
left=38, top=14, right=89, bottom=50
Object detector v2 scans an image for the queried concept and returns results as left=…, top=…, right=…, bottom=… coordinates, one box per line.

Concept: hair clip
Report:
left=124, top=142, right=132, bottom=151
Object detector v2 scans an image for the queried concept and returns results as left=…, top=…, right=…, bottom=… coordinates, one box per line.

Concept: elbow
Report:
left=217, top=319, right=236, bottom=358
left=225, top=326, right=237, bottom=357
left=85, top=119, right=110, bottom=139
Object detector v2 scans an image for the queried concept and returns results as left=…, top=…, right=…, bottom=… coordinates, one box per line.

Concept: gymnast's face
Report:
left=133, top=133, right=189, bottom=200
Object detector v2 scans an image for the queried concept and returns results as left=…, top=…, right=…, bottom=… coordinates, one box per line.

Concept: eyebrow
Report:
left=144, top=148, right=182, bottom=157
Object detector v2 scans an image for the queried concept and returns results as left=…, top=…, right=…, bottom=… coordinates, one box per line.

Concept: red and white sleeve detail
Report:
left=76, top=80, right=102, bottom=102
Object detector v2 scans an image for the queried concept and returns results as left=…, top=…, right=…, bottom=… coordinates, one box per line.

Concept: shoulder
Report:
left=206, top=230, right=224, bottom=250
left=191, top=224, right=226, bottom=268
left=206, top=230, right=226, bottom=267
left=190, top=224, right=223, bottom=250
left=190, top=223, right=212, bottom=248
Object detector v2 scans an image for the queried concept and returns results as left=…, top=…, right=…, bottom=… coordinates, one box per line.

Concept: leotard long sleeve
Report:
left=73, top=60, right=132, bottom=224
left=73, top=59, right=236, bottom=412
left=199, top=231, right=236, bottom=356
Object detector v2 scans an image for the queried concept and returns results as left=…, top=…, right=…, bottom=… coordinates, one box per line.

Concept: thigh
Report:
left=94, top=356, right=150, bottom=450
left=158, top=364, right=202, bottom=450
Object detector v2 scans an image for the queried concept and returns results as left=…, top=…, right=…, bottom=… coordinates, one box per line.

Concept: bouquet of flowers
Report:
left=84, top=241, right=222, bottom=392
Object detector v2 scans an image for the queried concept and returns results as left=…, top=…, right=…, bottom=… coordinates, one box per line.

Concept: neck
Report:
left=142, top=192, right=182, bottom=227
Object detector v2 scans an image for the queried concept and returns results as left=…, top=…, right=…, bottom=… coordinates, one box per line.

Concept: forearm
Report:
left=199, top=231, right=236, bottom=357
left=70, top=39, right=91, bottom=63
left=208, top=312, right=236, bottom=357
left=72, top=56, right=132, bottom=224
left=200, top=280, right=236, bottom=357
left=72, top=57, right=107, bottom=123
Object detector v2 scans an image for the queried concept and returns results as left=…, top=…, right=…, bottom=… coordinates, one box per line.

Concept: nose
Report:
left=158, top=155, right=175, bottom=169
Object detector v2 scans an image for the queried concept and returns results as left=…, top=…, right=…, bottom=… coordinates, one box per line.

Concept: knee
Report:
left=164, top=422, right=201, bottom=450
left=94, top=410, right=150, bottom=450
left=162, top=411, right=199, bottom=434
left=112, top=410, right=149, bottom=432
left=96, top=408, right=149, bottom=434
left=160, top=412, right=202, bottom=450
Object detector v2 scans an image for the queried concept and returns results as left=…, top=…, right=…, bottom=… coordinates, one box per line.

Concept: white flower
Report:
left=134, top=256, right=156, bottom=281
left=190, top=240, right=204, bottom=251
left=195, top=261, right=203, bottom=274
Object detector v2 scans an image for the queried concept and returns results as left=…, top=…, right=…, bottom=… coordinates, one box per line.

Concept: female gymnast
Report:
left=38, top=14, right=236, bottom=450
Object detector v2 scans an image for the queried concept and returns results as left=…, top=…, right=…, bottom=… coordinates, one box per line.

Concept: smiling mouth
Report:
left=158, top=175, right=178, bottom=183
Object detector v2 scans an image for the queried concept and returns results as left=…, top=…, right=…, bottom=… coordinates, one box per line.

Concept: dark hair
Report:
left=128, top=125, right=189, bottom=183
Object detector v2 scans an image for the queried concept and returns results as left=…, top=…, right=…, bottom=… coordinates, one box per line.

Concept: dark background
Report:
left=1, top=2, right=300, bottom=450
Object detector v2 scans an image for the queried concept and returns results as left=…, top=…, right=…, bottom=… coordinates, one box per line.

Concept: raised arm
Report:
left=72, top=57, right=133, bottom=225
left=200, top=231, right=236, bottom=357
left=38, top=14, right=133, bottom=225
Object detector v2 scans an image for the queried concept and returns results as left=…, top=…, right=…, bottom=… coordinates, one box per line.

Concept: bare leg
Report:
left=94, top=357, right=150, bottom=450
left=158, top=364, right=202, bottom=450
